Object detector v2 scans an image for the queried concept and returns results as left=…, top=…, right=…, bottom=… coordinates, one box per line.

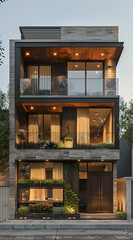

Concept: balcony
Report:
left=20, top=78, right=119, bottom=97
left=16, top=131, right=115, bottom=149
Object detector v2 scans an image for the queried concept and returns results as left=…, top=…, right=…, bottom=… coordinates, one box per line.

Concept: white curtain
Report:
left=77, top=108, right=90, bottom=145
left=51, top=115, right=60, bottom=143
left=28, top=115, right=39, bottom=143
left=103, top=111, right=112, bottom=143
left=30, top=162, right=46, bottom=201
left=28, top=66, right=38, bottom=92
left=39, top=66, right=51, bottom=92
left=53, top=163, right=63, bottom=201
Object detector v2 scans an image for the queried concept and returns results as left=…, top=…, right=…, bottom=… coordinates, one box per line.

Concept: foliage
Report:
left=37, top=140, right=57, bottom=149
left=18, top=206, right=29, bottom=214
left=0, top=90, right=9, bottom=170
left=64, top=184, right=79, bottom=213
left=64, top=137, right=73, bottom=142
left=118, top=99, right=133, bottom=146
left=18, top=178, right=65, bottom=184
left=28, top=202, right=53, bottom=213
left=0, top=0, right=8, bottom=65
left=76, top=144, right=96, bottom=149
left=52, top=206, right=66, bottom=214
left=64, top=162, right=78, bottom=171
left=57, top=141, right=65, bottom=148
left=115, top=211, right=127, bottom=220
left=97, top=143, right=115, bottom=149
left=0, top=0, right=7, bottom=3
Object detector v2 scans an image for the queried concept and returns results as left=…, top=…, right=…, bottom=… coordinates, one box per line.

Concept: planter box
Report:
left=64, top=140, right=73, bottom=148
left=15, top=213, right=80, bottom=220
left=18, top=183, right=64, bottom=188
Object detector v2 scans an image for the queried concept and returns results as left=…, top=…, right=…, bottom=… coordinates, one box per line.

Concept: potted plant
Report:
left=64, top=137, right=73, bottom=148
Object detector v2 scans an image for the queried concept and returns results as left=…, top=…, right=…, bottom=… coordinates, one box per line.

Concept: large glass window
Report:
left=67, top=62, right=85, bottom=96
left=86, top=62, right=103, bottom=96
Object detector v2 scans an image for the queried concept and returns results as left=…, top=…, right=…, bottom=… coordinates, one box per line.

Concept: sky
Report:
left=0, top=0, right=133, bottom=102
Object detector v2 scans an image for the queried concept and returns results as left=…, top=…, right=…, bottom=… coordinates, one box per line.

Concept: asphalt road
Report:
left=0, top=230, right=133, bottom=240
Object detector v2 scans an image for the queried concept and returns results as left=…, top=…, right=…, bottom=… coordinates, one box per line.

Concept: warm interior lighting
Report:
left=97, top=64, right=100, bottom=68
left=92, top=119, right=96, bottom=122
left=53, top=52, right=57, bottom=56
left=96, top=71, right=98, bottom=74
left=78, top=159, right=80, bottom=162
left=101, top=160, right=104, bottom=162
left=30, top=106, right=34, bottom=110
left=53, top=106, right=56, bottom=110
left=25, top=51, right=30, bottom=57
left=75, top=53, right=79, bottom=56
left=75, top=64, right=78, bottom=68
left=101, top=53, right=104, bottom=56
left=46, top=159, right=48, bottom=162
left=94, top=112, right=99, bottom=116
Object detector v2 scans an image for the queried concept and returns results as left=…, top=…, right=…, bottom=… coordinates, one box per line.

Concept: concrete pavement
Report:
left=0, top=220, right=133, bottom=230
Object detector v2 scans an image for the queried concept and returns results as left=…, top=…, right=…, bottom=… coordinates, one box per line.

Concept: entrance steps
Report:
left=80, top=213, right=117, bottom=220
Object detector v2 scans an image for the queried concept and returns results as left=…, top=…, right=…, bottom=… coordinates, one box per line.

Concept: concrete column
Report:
left=126, top=178, right=132, bottom=219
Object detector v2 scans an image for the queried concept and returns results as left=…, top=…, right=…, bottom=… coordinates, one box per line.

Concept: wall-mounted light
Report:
left=25, top=51, right=31, bottom=57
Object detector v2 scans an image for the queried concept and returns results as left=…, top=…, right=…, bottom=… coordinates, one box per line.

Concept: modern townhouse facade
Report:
left=9, top=26, right=123, bottom=218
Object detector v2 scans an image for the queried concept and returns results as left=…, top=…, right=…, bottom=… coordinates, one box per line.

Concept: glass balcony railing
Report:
left=20, top=78, right=119, bottom=97
left=16, top=131, right=115, bottom=149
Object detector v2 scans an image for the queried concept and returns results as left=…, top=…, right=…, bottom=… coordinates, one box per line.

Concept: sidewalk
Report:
left=0, top=219, right=133, bottom=230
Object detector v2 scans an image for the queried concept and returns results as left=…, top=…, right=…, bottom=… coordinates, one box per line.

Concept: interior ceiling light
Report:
left=25, top=51, right=31, bottom=57
left=94, top=112, right=99, bottom=116
left=96, top=71, right=98, bottom=74
left=78, top=159, right=80, bottom=162
left=92, top=119, right=96, bottom=122
left=30, top=106, right=34, bottom=110
left=53, top=106, right=56, bottom=110
left=46, top=159, right=48, bottom=162
left=75, top=53, right=79, bottom=56
left=75, top=64, right=78, bottom=68
left=53, top=52, right=57, bottom=56
left=97, top=64, right=100, bottom=68
left=101, top=53, right=104, bottom=56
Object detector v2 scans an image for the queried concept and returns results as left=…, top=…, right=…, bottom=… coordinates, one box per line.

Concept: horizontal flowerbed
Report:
left=15, top=212, right=80, bottom=220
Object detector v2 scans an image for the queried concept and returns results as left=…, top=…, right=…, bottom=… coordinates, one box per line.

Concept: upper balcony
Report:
left=16, top=43, right=123, bottom=101
left=20, top=77, right=119, bottom=97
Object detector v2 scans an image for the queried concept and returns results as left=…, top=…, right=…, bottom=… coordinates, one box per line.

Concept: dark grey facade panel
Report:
left=117, top=138, right=132, bottom=178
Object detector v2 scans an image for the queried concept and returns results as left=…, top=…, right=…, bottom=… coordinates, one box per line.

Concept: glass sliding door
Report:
left=39, top=66, right=51, bottom=95
left=86, top=62, right=103, bottom=96
left=67, top=62, right=85, bottom=96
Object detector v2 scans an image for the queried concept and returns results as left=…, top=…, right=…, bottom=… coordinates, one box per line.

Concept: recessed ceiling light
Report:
left=25, top=51, right=30, bottom=57
left=92, top=119, right=96, bottom=122
left=53, top=106, right=56, bottom=110
left=53, top=52, right=57, bottom=56
left=96, top=71, right=98, bottom=74
left=94, top=112, right=99, bottom=116
left=75, top=64, right=78, bottom=68
left=101, top=53, right=104, bottom=56
left=30, top=106, right=34, bottom=110
left=97, top=64, right=100, bottom=68
left=78, top=159, right=80, bottom=162
left=101, top=159, right=104, bottom=162
left=34, top=71, right=37, bottom=74
left=75, top=53, right=79, bottom=56
left=46, top=159, right=48, bottom=162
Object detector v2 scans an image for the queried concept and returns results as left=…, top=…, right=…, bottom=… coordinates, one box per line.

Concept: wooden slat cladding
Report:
left=20, top=26, right=118, bottom=42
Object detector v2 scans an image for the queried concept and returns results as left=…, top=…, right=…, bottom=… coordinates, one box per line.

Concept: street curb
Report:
left=0, top=223, right=133, bottom=230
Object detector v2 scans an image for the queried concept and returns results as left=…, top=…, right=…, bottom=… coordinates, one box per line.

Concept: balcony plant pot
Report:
left=64, top=137, right=73, bottom=148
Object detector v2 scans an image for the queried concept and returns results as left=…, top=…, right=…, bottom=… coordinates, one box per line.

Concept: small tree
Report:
left=0, top=0, right=7, bottom=65
left=0, top=90, right=9, bottom=171
left=119, top=98, right=133, bottom=146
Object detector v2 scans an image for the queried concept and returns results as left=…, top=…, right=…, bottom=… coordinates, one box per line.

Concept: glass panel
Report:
left=28, top=66, right=38, bottom=93
left=68, top=62, right=85, bottom=96
left=89, top=108, right=113, bottom=145
left=39, top=66, right=51, bottom=95
left=28, top=114, right=43, bottom=143
left=88, top=162, right=112, bottom=172
left=79, top=172, right=87, bottom=179
left=86, top=62, right=103, bottom=96
left=79, top=163, right=87, bottom=171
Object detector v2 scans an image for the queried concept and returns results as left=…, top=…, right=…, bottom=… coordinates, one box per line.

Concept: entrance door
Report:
left=87, top=171, right=113, bottom=213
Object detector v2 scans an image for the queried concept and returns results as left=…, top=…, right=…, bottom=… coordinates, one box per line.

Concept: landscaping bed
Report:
left=15, top=212, right=80, bottom=220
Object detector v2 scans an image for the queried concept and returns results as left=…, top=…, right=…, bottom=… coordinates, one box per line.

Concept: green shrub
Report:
left=97, top=143, right=115, bottom=149
left=76, top=144, right=96, bottom=149
left=115, top=211, right=127, bottom=220
left=28, top=202, right=53, bottom=213
left=37, top=140, right=57, bottom=149
left=18, top=206, right=29, bottom=214
left=52, top=206, right=66, bottom=214
left=64, top=137, right=73, bottom=142
left=18, top=179, right=65, bottom=184
left=64, top=184, right=79, bottom=213
left=58, top=141, right=65, bottom=148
